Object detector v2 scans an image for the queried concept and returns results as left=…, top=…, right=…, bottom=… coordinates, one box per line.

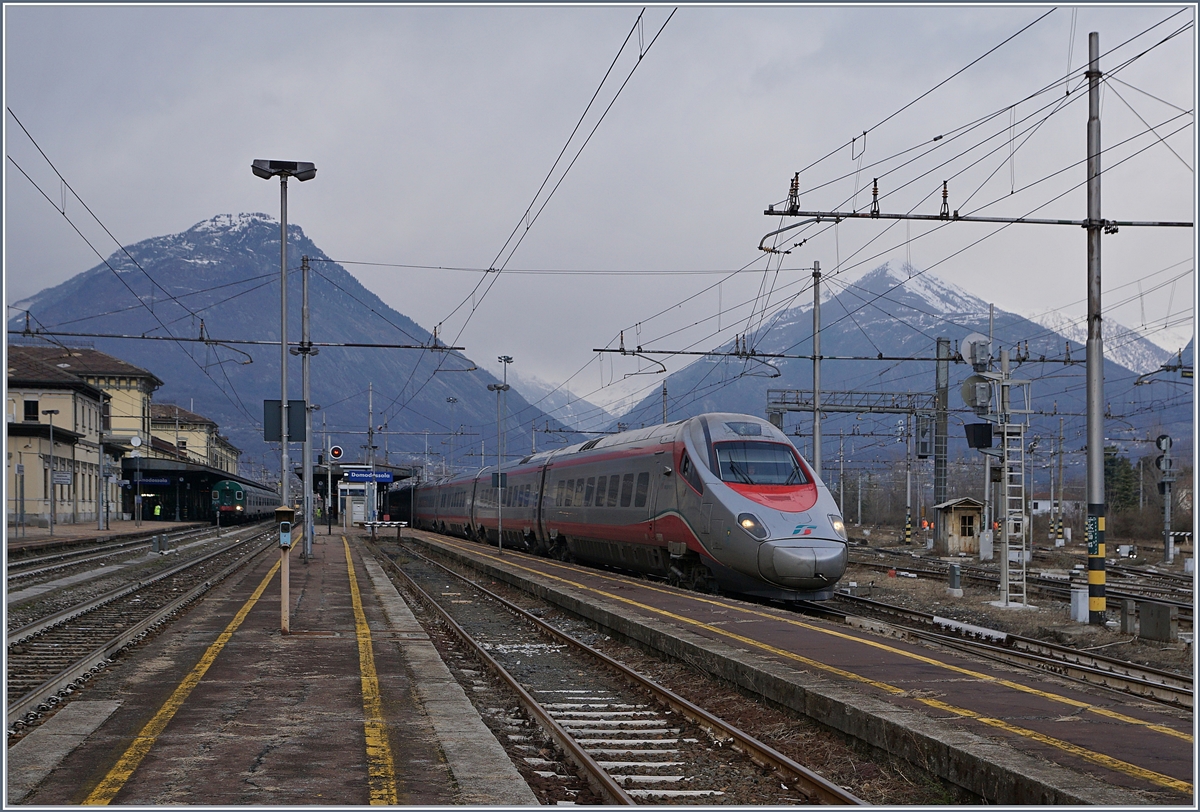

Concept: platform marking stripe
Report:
left=431, top=537, right=1192, bottom=793
left=446, top=537, right=1191, bottom=743
left=343, top=536, right=399, bottom=805
left=919, top=698, right=1195, bottom=796
left=82, top=560, right=281, bottom=805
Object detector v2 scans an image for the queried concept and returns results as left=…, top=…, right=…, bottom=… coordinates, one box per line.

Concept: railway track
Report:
left=373, top=540, right=864, bottom=805
left=848, top=547, right=1193, bottom=623
left=815, top=592, right=1193, bottom=709
left=6, top=530, right=276, bottom=735
left=7, top=524, right=251, bottom=583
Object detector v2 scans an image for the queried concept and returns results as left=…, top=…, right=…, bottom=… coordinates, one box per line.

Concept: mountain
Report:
left=613, top=262, right=1192, bottom=462
left=8, top=213, right=586, bottom=475
left=504, top=369, right=615, bottom=435
left=1025, top=308, right=1172, bottom=375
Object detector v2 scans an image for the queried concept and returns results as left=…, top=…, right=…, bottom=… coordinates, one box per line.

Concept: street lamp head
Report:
left=251, top=159, right=317, bottom=181
left=41, top=409, right=59, bottom=416
left=487, top=384, right=511, bottom=392
left=446, top=397, right=458, bottom=404
left=498, top=355, right=513, bottom=364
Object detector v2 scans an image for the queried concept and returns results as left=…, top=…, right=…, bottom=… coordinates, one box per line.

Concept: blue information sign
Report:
left=345, top=470, right=394, bottom=483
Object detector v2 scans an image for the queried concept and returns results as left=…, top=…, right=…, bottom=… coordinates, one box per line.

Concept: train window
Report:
left=573, top=479, right=585, bottom=506
left=556, top=480, right=566, bottom=506
left=634, top=472, right=650, bottom=507
left=607, top=475, right=621, bottom=507
left=523, top=483, right=532, bottom=506
left=235, top=490, right=244, bottom=500
left=594, top=476, right=607, bottom=507
left=714, top=441, right=807, bottom=486
left=681, top=453, right=704, bottom=495
left=583, top=477, right=596, bottom=506
left=564, top=479, right=574, bottom=507
left=619, top=474, right=634, bottom=507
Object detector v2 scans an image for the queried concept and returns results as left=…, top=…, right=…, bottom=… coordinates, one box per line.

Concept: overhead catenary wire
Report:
left=6, top=152, right=260, bottom=425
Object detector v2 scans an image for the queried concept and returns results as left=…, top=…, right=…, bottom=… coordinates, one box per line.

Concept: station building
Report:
left=6, top=346, right=123, bottom=528
left=7, top=344, right=264, bottom=528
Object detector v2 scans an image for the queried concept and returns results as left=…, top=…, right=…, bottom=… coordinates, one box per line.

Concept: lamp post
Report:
left=488, top=356, right=513, bottom=553
left=42, top=409, right=59, bottom=536
left=446, top=397, right=458, bottom=472
left=251, top=159, right=316, bottom=516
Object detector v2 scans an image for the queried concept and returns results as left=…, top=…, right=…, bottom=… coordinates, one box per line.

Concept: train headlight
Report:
left=828, top=514, right=846, bottom=540
left=737, top=513, right=768, bottom=541
left=236, top=505, right=243, bottom=511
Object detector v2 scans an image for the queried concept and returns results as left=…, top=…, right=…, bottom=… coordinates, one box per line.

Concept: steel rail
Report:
left=8, top=524, right=232, bottom=578
left=847, top=553, right=1193, bottom=620
left=828, top=593, right=1192, bottom=708
left=7, top=533, right=275, bottom=728
left=8, top=534, right=263, bottom=645
left=384, top=540, right=866, bottom=805
left=372, top=544, right=637, bottom=805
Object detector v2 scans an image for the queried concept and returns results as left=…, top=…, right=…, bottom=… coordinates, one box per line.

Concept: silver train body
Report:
left=392, top=413, right=848, bottom=600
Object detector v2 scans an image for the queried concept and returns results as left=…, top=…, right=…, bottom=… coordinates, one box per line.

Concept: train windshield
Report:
left=713, top=441, right=807, bottom=486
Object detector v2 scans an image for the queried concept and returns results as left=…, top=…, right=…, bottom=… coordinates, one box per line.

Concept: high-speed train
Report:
left=389, top=413, right=848, bottom=600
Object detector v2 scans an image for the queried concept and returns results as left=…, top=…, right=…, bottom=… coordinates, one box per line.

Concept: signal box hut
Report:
left=933, top=497, right=984, bottom=556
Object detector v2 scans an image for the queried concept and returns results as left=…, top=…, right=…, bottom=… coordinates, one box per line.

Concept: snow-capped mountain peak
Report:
left=1024, top=308, right=1171, bottom=374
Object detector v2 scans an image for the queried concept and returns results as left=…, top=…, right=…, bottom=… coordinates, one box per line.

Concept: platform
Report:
left=403, top=530, right=1194, bottom=805
left=8, top=528, right=538, bottom=805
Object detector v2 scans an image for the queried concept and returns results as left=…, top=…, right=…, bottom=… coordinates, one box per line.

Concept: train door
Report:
left=648, top=447, right=675, bottom=548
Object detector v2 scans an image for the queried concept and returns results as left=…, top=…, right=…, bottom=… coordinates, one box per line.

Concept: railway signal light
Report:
left=329, top=445, right=344, bottom=461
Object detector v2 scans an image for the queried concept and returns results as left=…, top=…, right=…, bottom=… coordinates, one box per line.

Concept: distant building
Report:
left=1028, top=498, right=1083, bottom=516
left=10, top=345, right=164, bottom=441
left=6, top=346, right=124, bottom=527
left=8, top=344, right=254, bottom=525
left=150, top=403, right=239, bottom=474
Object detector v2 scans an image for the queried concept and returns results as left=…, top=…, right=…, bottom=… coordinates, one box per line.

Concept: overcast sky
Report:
left=4, top=3, right=1195, bottom=412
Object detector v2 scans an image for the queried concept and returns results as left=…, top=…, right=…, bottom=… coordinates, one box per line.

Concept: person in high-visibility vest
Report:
left=154, top=503, right=162, bottom=518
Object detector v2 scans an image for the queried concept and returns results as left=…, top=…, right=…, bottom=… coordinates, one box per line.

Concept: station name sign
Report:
left=344, top=470, right=394, bottom=483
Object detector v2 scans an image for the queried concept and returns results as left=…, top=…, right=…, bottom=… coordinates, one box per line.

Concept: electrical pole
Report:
left=368, top=383, right=375, bottom=523
left=812, top=260, right=822, bottom=478
left=279, top=177, right=291, bottom=514
left=839, top=430, right=845, bottom=514
left=489, top=356, right=513, bottom=554
left=1085, top=32, right=1107, bottom=625
left=905, top=413, right=912, bottom=545
left=300, top=255, right=317, bottom=558
left=1056, top=417, right=1065, bottom=545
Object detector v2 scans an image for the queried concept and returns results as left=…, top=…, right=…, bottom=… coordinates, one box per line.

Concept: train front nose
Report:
left=756, top=538, right=847, bottom=589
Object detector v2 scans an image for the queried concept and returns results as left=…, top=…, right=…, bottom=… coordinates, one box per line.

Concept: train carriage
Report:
left=211, top=479, right=278, bottom=523
left=390, top=413, right=848, bottom=601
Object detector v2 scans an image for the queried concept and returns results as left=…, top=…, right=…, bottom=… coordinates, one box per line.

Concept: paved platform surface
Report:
left=9, top=528, right=537, bottom=805
left=406, top=530, right=1194, bottom=806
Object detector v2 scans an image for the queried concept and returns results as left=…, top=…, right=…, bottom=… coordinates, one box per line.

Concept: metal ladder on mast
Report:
left=1000, top=421, right=1027, bottom=604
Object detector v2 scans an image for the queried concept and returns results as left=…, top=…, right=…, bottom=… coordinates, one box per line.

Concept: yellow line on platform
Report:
left=82, top=560, right=281, bottom=805
left=430, top=535, right=1193, bottom=795
left=343, top=536, right=398, bottom=805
